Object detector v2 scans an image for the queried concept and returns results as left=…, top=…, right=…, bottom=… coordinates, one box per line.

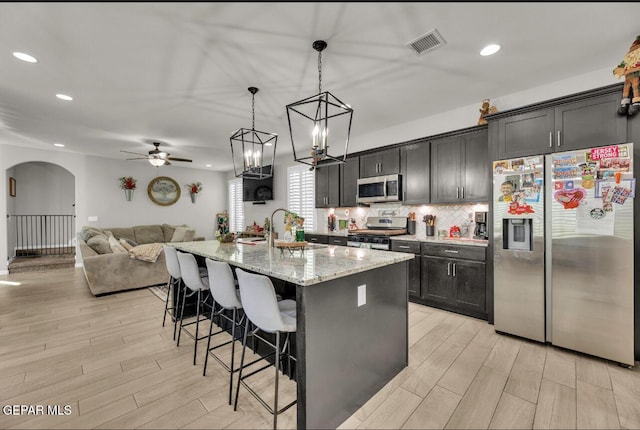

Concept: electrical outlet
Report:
left=357, top=284, right=366, bottom=307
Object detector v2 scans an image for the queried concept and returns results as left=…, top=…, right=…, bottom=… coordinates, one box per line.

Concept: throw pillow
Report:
left=118, top=238, right=136, bottom=251
left=87, top=234, right=113, bottom=254
left=133, top=225, right=164, bottom=244
left=108, top=236, right=128, bottom=254
left=129, top=243, right=164, bottom=263
left=184, top=228, right=196, bottom=242
left=170, top=226, right=189, bottom=242
left=161, top=224, right=176, bottom=242
left=81, top=227, right=104, bottom=242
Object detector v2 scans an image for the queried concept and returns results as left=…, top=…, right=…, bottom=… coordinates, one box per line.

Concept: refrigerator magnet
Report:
left=554, top=188, right=585, bottom=209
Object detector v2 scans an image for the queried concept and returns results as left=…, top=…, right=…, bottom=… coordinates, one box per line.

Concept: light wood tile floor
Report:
left=1, top=268, right=639, bottom=429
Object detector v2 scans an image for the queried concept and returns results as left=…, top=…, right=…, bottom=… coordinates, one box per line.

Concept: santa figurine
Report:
left=613, top=35, right=640, bottom=116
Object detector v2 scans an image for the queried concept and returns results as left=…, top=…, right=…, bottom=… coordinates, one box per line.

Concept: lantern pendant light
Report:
left=286, top=40, right=353, bottom=170
left=230, top=87, right=277, bottom=179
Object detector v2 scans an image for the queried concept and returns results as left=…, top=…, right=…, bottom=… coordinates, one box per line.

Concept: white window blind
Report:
left=228, top=178, right=244, bottom=233
left=287, top=165, right=315, bottom=231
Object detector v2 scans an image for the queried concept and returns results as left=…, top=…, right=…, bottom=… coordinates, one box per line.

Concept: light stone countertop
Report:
left=172, top=240, right=413, bottom=287
left=391, top=235, right=489, bottom=247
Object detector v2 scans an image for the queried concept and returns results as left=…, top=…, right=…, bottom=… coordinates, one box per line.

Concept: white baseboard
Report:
left=75, top=262, right=83, bottom=268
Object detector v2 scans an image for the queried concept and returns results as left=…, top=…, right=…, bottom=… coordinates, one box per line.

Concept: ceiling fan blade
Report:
left=120, top=150, right=149, bottom=157
left=126, top=157, right=149, bottom=161
left=167, top=157, right=192, bottom=163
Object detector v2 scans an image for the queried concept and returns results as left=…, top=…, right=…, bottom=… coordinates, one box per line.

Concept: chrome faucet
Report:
left=269, top=208, right=289, bottom=247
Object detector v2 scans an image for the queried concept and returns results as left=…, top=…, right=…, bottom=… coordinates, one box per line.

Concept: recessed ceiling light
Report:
left=13, top=52, right=37, bottom=63
left=56, top=94, right=73, bottom=101
left=53, top=143, right=65, bottom=147
left=205, top=164, right=212, bottom=167
left=480, top=44, right=501, bottom=56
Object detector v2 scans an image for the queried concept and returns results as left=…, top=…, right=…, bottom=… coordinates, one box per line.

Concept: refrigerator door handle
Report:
left=557, top=130, right=561, bottom=147
left=549, top=132, right=553, bottom=148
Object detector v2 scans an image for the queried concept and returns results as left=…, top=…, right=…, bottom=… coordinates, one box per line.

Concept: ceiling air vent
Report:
left=407, top=29, right=446, bottom=55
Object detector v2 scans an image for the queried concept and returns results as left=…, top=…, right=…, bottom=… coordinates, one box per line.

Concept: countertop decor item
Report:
left=286, top=40, right=353, bottom=170
left=230, top=86, right=277, bottom=179
left=147, top=176, right=180, bottom=206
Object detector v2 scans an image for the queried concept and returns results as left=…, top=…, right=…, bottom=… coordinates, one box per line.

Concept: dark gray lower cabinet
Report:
left=418, top=243, right=487, bottom=320
left=305, top=234, right=328, bottom=244
left=391, top=240, right=421, bottom=298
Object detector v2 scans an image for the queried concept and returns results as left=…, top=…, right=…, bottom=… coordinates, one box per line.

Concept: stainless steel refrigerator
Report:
left=493, top=143, right=634, bottom=366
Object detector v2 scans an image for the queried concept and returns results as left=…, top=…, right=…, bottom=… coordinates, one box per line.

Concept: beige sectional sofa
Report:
left=78, top=224, right=203, bottom=296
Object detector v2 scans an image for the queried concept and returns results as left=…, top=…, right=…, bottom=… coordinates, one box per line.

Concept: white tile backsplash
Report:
left=318, top=202, right=489, bottom=240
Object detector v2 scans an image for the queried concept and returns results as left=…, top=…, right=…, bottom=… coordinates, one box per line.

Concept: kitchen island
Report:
left=173, top=240, right=413, bottom=429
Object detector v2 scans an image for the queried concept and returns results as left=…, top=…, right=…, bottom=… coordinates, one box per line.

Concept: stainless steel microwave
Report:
left=357, top=174, right=402, bottom=204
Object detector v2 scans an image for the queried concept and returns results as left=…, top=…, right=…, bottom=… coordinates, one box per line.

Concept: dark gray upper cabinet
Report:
left=400, top=141, right=430, bottom=204
left=494, top=86, right=628, bottom=159
left=431, top=129, right=488, bottom=204
left=315, top=163, right=340, bottom=208
left=359, top=148, right=400, bottom=178
left=340, top=157, right=359, bottom=207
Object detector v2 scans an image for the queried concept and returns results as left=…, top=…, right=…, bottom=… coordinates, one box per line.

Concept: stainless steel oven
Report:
left=347, top=216, right=407, bottom=250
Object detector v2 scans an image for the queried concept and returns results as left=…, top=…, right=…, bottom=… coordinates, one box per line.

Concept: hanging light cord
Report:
left=318, top=50, right=323, bottom=95
left=251, top=92, right=256, bottom=131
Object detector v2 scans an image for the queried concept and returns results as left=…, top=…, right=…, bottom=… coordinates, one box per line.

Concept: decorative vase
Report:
left=124, top=189, right=134, bottom=201
left=190, top=192, right=197, bottom=203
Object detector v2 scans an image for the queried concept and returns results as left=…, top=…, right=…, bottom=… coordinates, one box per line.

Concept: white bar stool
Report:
left=233, top=268, right=297, bottom=430
left=176, top=251, right=212, bottom=366
left=162, top=245, right=183, bottom=341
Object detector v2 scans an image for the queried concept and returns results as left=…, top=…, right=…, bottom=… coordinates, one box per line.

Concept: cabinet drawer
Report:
left=328, top=236, right=348, bottom=246
left=391, top=240, right=420, bottom=254
left=305, top=234, right=328, bottom=244
left=421, top=243, right=486, bottom=261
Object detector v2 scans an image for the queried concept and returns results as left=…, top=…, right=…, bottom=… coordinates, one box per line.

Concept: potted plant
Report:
left=119, top=176, right=137, bottom=201
left=185, top=182, right=203, bottom=203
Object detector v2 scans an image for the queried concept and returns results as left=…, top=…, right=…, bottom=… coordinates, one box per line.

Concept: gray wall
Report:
left=13, top=162, right=75, bottom=215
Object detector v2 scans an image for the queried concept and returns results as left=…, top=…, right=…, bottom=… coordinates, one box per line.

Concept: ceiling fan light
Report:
left=149, top=158, right=166, bottom=167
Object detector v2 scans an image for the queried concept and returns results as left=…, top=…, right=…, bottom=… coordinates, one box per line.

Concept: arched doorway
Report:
left=6, top=161, right=76, bottom=272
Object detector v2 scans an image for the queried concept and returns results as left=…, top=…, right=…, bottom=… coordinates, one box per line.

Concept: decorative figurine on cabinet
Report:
left=613, top=35, right=640, bottom=117
left=477, top=98, right=498, bottom=125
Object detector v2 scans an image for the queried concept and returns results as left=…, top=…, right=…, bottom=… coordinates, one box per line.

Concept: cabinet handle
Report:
left=399, top=245, right=410, bottom=249
left=453, top=263, right=457, bottom=277
left=332, top=240, right=341, bottom=244
left=310, top=238, right=318, bottom=242
left=403, top=191, right=406, bottom=201
left=549, top=131, right=553, bottom=148
left=444, top=250, right=459, bottom=254
left=456, top=187, right=460, bottom=199
left=557, top=130, right=561, bottom=147
left=461, top=187, right=465, bottom=199
left=447, top=262, right=451, bottom=276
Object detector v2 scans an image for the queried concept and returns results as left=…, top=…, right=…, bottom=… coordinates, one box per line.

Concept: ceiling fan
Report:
left=121, top=142, right=193, bottom=166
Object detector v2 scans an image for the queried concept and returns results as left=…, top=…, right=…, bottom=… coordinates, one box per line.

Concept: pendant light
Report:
left=286, top=40, right=353, bottom=170
left=230, top=87, right=277, bottom=179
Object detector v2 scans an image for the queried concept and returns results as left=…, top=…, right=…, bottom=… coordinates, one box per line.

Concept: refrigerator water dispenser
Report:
left=503, top=218, right=532, bottom=251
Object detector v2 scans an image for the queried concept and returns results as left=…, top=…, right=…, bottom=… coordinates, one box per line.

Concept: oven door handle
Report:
left=383, top=178, right=388, bottom=199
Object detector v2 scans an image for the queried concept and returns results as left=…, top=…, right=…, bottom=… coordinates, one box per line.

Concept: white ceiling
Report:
left=0, top=2, right=638, bottom=172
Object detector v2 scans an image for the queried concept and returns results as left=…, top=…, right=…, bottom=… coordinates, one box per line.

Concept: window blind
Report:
left=287, top=165, right=315, bottom=231
left=228, top=178, right=244, bottom=233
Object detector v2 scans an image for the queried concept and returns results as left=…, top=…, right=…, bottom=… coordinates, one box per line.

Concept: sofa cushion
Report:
left=129, top=243, right=164, bottom=263
left=109, top=236, right=129, bottom=254
left=108, top=227, right=136, bottom=243
left=133, top=225, right=164, bottom=244
left=171, top=226, right=196, bottom=242
left=87, top=234, right=113, bottom=254
left=80, top=227, right=104, bottom=242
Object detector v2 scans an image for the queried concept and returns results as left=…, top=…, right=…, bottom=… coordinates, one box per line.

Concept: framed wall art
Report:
left=147, top=176, right=181, bottom=206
